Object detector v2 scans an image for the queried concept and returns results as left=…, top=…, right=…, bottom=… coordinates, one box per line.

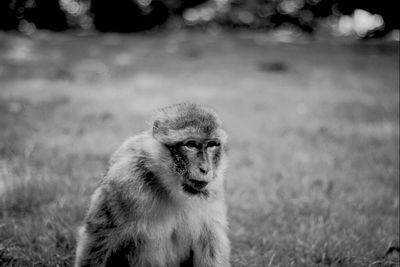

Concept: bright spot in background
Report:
left=338, top=9, right=384, bottom=37
left=390, top=30, right=400, bottom=41
left=278, top=0, right=304, bottom=15
left=183, top=8, right=200, bottom=23
left=18, top=19, right=36, bottom=35
left=137, top=0, right=152, bottom=7
left=183, top=0, right=229, bottom=25
left=183, top=7, right=215, bottom=23
left=60, top=0, right=92, bottom=29
left=60, top=0, right=81, bottom=16
left=238, top=10, right=254, bottom=25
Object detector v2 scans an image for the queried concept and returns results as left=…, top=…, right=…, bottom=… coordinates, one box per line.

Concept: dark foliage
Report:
left=26, top=0, right=68, bottom=31
left=0, top=1, right=19, bottom=30
left=0, top=0, right=398, bottom=37
left=221, top=0, right=398, bottom=35
left=0, top=0, right=68, bottom=31
left=91, top=0, right=169, bottom=32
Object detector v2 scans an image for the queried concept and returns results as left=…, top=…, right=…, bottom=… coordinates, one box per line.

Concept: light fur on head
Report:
left=152, top=103, right=227, bottom=145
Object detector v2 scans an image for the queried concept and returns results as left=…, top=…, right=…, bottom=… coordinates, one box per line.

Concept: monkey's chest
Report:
left=137, top=220, right=196, bottom=267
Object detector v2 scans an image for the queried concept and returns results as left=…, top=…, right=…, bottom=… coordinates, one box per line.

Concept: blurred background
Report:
left=0, top=0, right=399, bottom=37
left=0, top=0, right=399, bottom=266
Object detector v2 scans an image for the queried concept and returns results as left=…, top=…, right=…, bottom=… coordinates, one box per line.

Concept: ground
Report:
left=0, top=30, right=398, bottom=267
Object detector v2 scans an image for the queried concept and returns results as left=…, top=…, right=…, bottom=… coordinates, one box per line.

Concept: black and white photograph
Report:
left=0, top=0, right=399, bottom=266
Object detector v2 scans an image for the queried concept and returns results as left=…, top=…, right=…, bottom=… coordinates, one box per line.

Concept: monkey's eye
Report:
left=183, top=140, right=198, bottom=149
left=206, top=140, right=220, bottom=148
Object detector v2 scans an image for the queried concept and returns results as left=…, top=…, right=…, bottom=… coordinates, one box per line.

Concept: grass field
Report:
left=0, top=31, right=399, bottom=266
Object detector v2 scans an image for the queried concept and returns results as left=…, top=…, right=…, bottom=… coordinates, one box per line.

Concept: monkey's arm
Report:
left=74, top=187, right=116, bottom=267
left=75, top=224, right=136, bottom=267
left=75, top=185, right=130, bottom=267
left=75, top=182, right=142, bottom=267
left=194, top=223, right=231, bottom=267
left=74, top=224, right=110, bottom=267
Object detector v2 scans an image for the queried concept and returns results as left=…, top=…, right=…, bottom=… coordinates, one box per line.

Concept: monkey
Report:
left=74, top=103, right=230, bottom=267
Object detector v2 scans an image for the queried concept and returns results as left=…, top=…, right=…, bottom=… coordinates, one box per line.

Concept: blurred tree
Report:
left=0, top=0, right=68, bottom=32
left=91, top=0, right=169, bottom=32
left=0, top=0, right=398, bottom=36
left=164, top=0, right=210, bottom=14
left=269, top=0, right=338, bottom=33
left=60, top=0, right=93, bottom=30
left=216, top=0, right=398, bottom=36
left=335, top=0, right=399, bottom=36
left=25, top=0, right=69, bottom=31
left=0, top=1, right=19, bottom=30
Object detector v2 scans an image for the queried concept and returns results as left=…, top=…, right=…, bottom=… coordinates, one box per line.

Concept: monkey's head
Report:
left=152, top=103, right=227, bottom=196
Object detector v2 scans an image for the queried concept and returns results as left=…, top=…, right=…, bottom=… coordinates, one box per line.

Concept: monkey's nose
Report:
left=188, top=179, right=209, bottom=190
left=199, top=167, right=209, bottom=175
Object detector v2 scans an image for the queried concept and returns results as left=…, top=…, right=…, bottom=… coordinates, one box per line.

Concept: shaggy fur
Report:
left=74, top=103, right=230, bottom=267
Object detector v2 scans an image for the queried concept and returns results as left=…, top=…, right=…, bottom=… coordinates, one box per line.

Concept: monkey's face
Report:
left=167, top=139, right=223, bottom=196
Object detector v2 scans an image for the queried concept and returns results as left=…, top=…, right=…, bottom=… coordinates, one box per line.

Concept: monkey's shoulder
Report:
left=108, top=133, right=148, bottom=163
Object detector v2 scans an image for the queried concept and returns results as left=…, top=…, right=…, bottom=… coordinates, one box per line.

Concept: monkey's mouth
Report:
left=182, top=181, right=209, bottom=197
